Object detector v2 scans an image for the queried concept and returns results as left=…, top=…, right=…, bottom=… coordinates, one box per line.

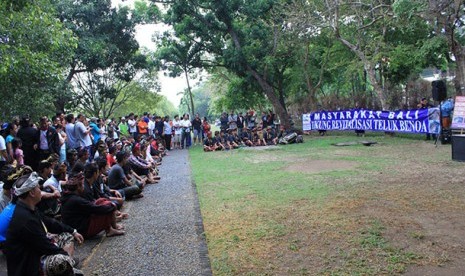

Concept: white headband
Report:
left=14, top=172, right=42, bottom=196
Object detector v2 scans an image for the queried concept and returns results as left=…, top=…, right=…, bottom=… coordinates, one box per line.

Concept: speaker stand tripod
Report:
left=434, top=102, right=443, bottom=148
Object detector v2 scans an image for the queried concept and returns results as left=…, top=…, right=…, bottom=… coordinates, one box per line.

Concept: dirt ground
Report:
left=281, top=141, right=465, bottom=275
left=284, top=160, right=357, bottom=173
left=203, top=139, right=465, bottom=275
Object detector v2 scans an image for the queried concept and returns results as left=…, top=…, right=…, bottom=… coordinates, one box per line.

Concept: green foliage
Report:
left=114, top=82, right=176, bottom=119
left=54, top=0, right=150, bottom=111
left=132, top=0, right=160, bottom=24
left=211, top=74, right=270, bottom=112
left=0, top=0, right=77, bottom=119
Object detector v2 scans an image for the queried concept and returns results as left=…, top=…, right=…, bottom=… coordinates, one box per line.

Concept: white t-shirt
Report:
left=0, top=136, right=6, bottom=162
left=65, top=123, right=77, bottom=149
left=163, top=121, right=172, bottom=135
left=128, top=119, right=137, bottom=133
left=173, top=119, right=182, bottom=135
left=43, top=175, right=62, bottom=193
left=148, top=120, right=155, bottom=132
left=75, top=121, right=92, bottom=147
left=181, top=119, right=192, bottom=132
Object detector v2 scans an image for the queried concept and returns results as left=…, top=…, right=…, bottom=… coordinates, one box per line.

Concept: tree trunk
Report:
left=365, top=62, right=388, bottom=110
left=227, top=26, right=291, bottom=129
left=452, top=44, right=465, bottom=95
left=184, top=69, right=195, bottom=116
left=247, top=66, right=291, bottom=129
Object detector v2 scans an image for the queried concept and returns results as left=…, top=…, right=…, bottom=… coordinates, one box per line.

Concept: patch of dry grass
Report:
left=191, top=135, right=465, bottom=275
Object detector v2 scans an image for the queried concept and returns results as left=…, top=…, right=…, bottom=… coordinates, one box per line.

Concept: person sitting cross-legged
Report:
left=4, top=172, right=84, bottom=276
left=60, top=173, right=125, bottom=239
left=108, top=151, right=143, bottom=199
left=203, top=131, right=217, bottom=152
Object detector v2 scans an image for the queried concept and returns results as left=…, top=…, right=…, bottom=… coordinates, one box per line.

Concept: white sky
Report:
left=112, top=0, right=188, bottom=106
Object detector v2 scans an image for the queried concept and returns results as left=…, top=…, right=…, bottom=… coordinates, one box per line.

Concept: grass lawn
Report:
left=189, top=132, right=465, bottom=275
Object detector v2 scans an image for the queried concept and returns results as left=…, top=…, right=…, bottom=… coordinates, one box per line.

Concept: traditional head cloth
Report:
left=14, top=172, right=42, bottom=196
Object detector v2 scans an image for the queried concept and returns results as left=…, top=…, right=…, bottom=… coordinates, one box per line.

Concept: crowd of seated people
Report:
left=203, top=126, right=291, bottom=151
left=203, top=109, right=300, bottom=152
left=0, top=112, right=167, bottom=275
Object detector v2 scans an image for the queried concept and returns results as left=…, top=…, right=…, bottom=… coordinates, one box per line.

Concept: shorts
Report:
left=173, top=134, right=181, bottom=143
left=193, top=129, right=201, bottom=140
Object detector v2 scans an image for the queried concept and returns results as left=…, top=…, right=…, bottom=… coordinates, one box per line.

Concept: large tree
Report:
left=157, top=0, right=296, bottom=128
left=155, top=33, right=206, bottom=116
left=0, top=0, right=76, bottom=118
left=54, top=0, right=159, bottom=112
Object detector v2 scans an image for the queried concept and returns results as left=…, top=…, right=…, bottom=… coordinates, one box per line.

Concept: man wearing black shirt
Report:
left=191, top=113, right=202, bottom=145
left=220, top=112, right=229, bottom=132
left=16, top=116, right=39, bottom=170
left=236, top=112, right=245, bottom=137
left=5, top=172, right=84, bottom=276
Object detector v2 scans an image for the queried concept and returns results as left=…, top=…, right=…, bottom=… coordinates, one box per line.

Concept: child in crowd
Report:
left=12, top=138, right=23, bottom=165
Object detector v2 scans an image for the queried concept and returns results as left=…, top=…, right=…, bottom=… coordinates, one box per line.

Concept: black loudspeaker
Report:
left=452, top=135, right=465, bottom=161
left=432, top=80, right=447, bottom=101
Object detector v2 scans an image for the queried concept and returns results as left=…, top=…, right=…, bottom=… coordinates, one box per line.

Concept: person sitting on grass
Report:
left=219, top=131, right=231, bottom=150
left=241, top=128, right=254, bottom=147
left=203, top=132, right=217, bottom=152
left=251, top=128, right=261, bottom=146
left=256, top=127, right=266, bottom=146
left=4, top=172, right=84, bottom=276
left=213, top=131, right=225, bottom=150
left=264, top=126, right=278, bottom=145
left=227, top=129, right=240, bottom=149
left=60, top=173, right=125, bottom=239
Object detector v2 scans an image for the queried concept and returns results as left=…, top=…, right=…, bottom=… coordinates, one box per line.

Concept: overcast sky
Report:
left=112, top=0, right=187, bottom=107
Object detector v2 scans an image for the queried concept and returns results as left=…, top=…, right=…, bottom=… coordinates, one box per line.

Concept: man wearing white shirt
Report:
left=148, top=116, right=155, bottom=138
left=181, top=114, right=192, bottom=149
left=74, top=114, right=92, bottom=158
left=163, top=116, right=172, bottom=151
left=65, top=114, right=77, bottom=150
left=172, top=115, right=182, bottom=149
left=127, top=113, right=137, bottom=139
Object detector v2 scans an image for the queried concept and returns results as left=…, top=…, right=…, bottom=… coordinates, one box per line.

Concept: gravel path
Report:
left=83, top=149, right=212, bottom=275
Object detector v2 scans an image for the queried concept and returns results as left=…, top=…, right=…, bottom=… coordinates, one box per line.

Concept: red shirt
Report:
left=106, top=153, right=116, bottom=167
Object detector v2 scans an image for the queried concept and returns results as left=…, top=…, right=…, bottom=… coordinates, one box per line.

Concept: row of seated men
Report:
left=204, top=126, right=302, bottom=151
left=0, top=135, right=166, bottom=275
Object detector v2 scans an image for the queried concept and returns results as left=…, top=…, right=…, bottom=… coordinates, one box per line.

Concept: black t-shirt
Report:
left=204, top=138, right=214, bottom=147
left=220, top=116, right=228, bottom=130
left=192, top=118, right=202, bottom=130
left=155, top=121, right=164, bottom=135
left=108, top=164, right=126, bottom=190
left=262, top=115, right=268, bottom=128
